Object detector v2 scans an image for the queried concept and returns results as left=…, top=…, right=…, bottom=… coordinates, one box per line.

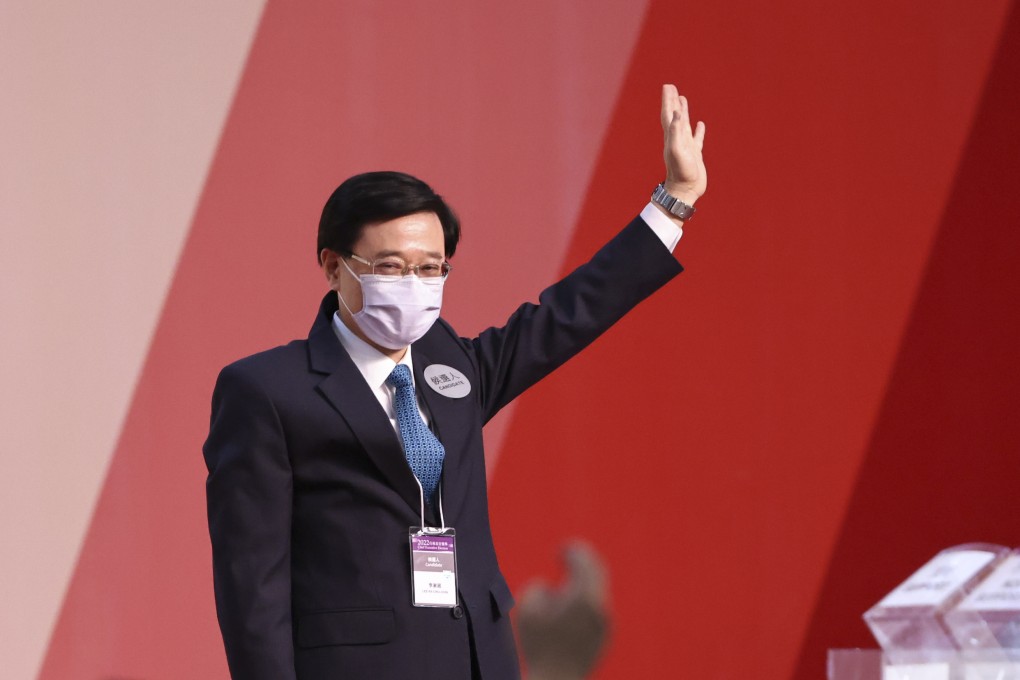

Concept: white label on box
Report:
left=963, top=662, right=1020, bottom=680
left=883, top=662, right=950, bottom=680
left=879, top=550, right=996, bottom=608
left=958, top=554, right=1020, bottom=612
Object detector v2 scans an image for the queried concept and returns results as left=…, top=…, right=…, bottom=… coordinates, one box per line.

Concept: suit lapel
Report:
left=307, top=294, right=421, bottom=514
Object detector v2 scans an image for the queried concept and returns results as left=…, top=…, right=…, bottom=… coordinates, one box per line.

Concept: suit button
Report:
left=451, top=605, right=465, bottom=619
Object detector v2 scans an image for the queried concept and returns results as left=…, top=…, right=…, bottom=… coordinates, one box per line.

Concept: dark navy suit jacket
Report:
left=203, top=217, right=683, bottom=679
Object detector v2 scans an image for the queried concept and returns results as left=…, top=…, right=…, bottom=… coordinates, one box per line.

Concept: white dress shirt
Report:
left=331, top=314, right=422, bottom=440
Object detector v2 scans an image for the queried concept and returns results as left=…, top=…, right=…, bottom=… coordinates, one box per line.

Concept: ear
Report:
left=320, top=248, right=342, bottom=287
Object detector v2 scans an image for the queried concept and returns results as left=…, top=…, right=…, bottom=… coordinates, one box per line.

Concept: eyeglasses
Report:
left=347, top=253, right=452, bottom=279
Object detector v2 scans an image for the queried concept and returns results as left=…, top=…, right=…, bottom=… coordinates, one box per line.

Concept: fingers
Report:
left=694, top=120, right=706, bottom=150
left=669, top=104, right=706, bottom=152
left=661, top=83, right=679, bottom=131
left=663, top=84, right=703, bottom=150
left=520, top=542, right=608, bottom=612
left=678, top=94, right=690, bottom=133
left=669, top=107, right=693, bottom=144
left=563, top=541, right=608, bottom=607
left=519, top=580, right=554, bottom=615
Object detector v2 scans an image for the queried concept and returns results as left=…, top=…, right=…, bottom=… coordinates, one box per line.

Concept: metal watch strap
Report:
left=651, top=183, right=696, bottom=221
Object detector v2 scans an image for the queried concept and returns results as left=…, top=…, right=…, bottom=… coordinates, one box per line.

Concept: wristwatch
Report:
left=651, top=183, right=696, bottom=221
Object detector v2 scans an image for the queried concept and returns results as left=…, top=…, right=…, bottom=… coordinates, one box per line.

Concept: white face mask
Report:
left=337, top=257, right=444, bottom=350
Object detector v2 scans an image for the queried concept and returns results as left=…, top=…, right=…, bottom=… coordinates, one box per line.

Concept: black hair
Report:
left=316, top=171, right=460, bottom=263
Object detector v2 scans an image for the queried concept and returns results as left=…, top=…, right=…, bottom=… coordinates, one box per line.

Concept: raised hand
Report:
left=517, top=542, right=610, bottom=680
left=661, top=84, right=707, bottom=207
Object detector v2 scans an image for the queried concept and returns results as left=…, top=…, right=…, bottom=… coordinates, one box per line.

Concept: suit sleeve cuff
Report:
left=639, top=202, right=683, bottom=253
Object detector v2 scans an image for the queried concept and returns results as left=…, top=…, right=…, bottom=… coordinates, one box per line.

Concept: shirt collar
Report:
left=331, top=310, right=414, bottom=389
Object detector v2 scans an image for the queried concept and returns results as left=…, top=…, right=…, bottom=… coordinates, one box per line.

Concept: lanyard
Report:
left=414, top=478, right=446, bottom=534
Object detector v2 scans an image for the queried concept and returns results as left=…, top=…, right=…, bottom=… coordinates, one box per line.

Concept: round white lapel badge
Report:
left=423, top=364, right=471, bottom=399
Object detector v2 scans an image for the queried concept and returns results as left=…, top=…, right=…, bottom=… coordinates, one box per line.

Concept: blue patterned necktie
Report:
left=387, top=364, right=445, bottom=507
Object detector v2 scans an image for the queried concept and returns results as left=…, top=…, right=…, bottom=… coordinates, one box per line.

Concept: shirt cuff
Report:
left=639, top=202, right=683, bottom=252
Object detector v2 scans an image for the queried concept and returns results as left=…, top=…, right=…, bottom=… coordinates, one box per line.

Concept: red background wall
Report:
left=17, top=1, right=1020, bottom=678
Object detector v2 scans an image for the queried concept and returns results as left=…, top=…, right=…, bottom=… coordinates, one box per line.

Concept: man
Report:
left=204, top=84, right=706, bottom=680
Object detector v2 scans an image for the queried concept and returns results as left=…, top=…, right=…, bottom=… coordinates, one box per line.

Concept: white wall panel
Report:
left=0, top=3, right=265, bottom=678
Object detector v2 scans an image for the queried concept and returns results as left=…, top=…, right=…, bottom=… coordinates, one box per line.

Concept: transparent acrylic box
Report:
left=863, top=544, right=1010, bottom=679
left=944, top=551, right=1020, bottom=680
left=830, top=546, right=1020, bottom=680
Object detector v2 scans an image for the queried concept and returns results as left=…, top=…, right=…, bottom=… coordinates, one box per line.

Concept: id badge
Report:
left=408, top=527, right=458, bottom=607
